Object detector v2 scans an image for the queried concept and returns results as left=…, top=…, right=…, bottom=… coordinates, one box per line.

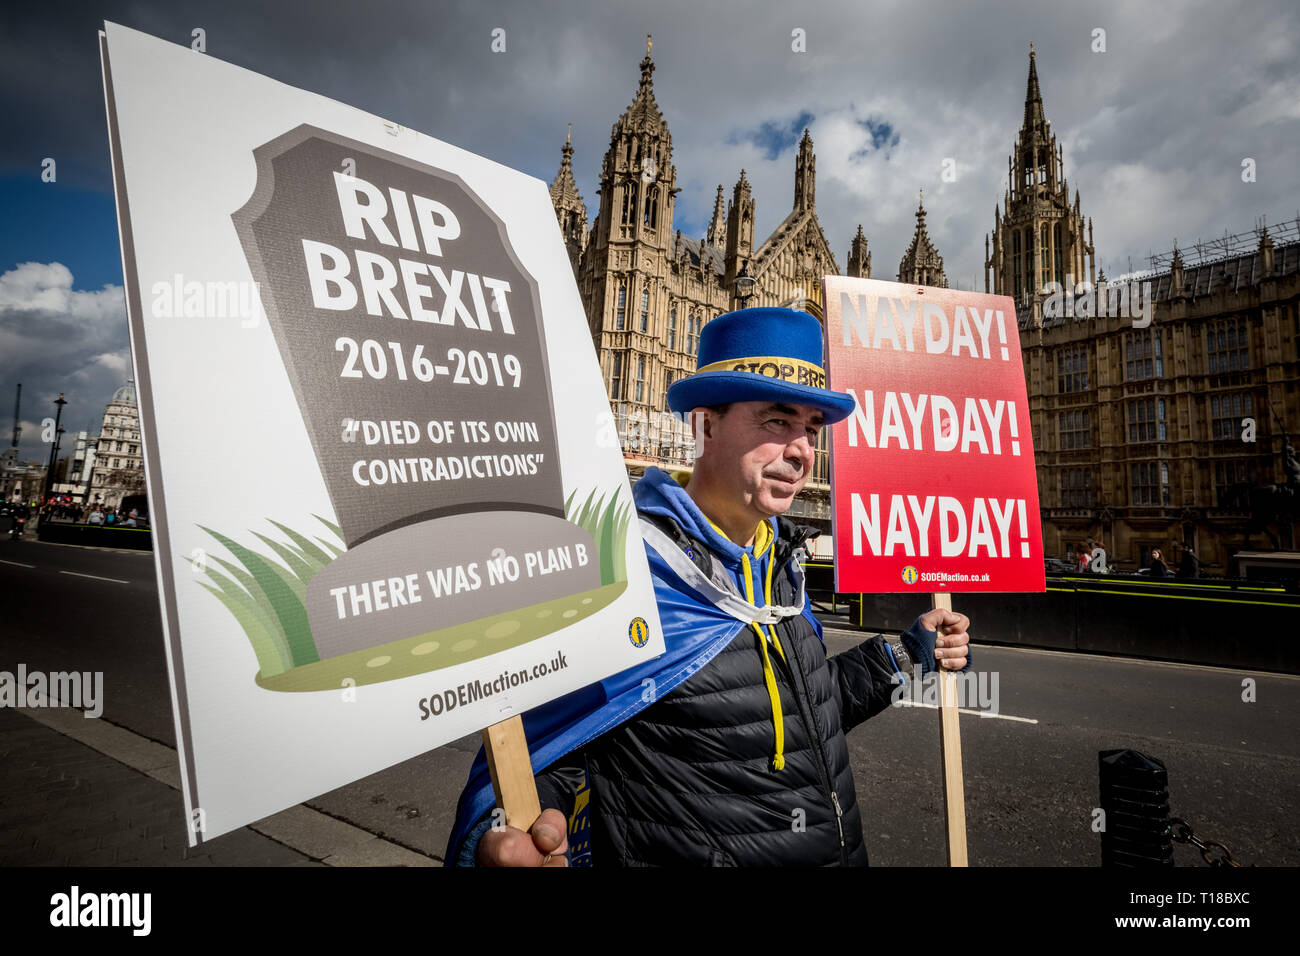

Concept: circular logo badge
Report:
left=628, top=617, right=650, bottom=648
left=901, top=565, right=919, bottom=585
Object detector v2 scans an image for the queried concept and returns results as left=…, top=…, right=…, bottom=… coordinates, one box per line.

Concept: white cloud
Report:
left=0, top=261, right=125, bottom=321
left=0, top=261, right=130, bottom=463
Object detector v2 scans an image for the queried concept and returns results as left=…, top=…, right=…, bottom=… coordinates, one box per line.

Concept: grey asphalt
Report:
left=1, top=533, right=1297, bottom=866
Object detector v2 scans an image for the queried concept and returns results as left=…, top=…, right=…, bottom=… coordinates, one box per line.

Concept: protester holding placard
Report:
left=448, top=308, right=972, bottom=866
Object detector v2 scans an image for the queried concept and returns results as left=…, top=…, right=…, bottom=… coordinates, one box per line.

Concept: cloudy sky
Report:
left=2, top=0, right=1297, bottom=466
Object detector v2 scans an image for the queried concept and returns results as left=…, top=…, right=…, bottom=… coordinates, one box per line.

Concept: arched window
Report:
left=615, top=282, right=626, bottom=330
left=1040, top=225, right=1050, bottom=287
left=644, top=185, right=658, bottom=231
left=1012, top=230, right=1022, bottom=296
left=609, top=353, right=623, bottom=398
left=621, top=183, right=639, bottom=226
left=639, top=288, right=650, bottom=332
left=1053, top=223, right=1063, bottom=286
left=634, top=355, right=646, bottom=403
left=667, top=304, right=677, bottom=351
left=1024, top=228, right=1034, bottom=298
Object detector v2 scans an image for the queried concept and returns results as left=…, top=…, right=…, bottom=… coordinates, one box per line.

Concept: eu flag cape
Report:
left=443, top=469, right=818, bottom=864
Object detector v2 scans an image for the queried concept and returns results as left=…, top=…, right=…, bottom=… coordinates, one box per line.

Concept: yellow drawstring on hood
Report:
left=689, top=488, right=789, bottom=774
left=741, top=546, right=787, bottom=771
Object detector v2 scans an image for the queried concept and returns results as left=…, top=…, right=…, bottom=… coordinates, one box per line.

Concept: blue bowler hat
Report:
left=666, top=307, right=856, bottom=423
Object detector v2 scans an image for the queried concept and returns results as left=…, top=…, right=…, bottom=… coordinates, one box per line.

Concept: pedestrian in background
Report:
left=1148, top=548, right=1169, bottom=578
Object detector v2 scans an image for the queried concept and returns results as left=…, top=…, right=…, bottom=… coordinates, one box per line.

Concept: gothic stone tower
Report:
left=735, top=129, right=840, bottom=317
left=985, top=46, right=1095, bottom=330
left=551, top=42, right=845, bottom=500
left=897, top=192, right=946, bottom=288
left=549, top=124, right=588, bottom=278
left=577, top=37, right=688, bottom=438
left=846, top=225, right=872, bottom=278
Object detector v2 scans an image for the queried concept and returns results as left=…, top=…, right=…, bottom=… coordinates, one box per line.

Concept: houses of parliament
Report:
left=549, top=38, right=1299, bottom=573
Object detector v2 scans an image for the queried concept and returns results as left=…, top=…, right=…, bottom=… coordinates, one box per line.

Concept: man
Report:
left=446, top=307, right=971, bottom=866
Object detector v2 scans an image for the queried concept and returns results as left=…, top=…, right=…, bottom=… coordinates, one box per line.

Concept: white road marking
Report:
left=59, top=570, right=130, bottom=584
left=0, top=558, right=36, bottom=568
left=891, top=700, right=1039, bottom=723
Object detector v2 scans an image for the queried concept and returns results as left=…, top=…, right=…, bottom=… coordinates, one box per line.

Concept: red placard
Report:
left=823, top=276, right=1045, bottom=594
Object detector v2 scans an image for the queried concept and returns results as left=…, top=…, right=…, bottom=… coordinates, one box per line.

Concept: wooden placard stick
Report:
left=481, top=714, right=541, bottom=832
left=932, top=591, right=969, bottom=867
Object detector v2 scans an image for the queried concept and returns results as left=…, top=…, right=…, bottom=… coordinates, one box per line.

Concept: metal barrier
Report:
left=844, top=574, right=1300, bottom=674
left=35, top=521, right=154, bottom=551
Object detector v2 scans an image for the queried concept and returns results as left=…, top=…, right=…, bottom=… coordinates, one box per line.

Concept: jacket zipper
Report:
left=769, top=555, right=848, bottom=865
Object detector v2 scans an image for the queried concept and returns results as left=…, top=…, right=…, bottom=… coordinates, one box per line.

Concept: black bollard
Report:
left=1099, top=749, right=1173, bottom=867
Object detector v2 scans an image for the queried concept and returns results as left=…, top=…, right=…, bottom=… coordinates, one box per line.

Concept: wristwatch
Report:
left=886, top=636, right=915, bottom=679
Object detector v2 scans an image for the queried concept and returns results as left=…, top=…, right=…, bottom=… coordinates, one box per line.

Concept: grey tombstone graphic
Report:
left=230, top=125, right=614, bottom=692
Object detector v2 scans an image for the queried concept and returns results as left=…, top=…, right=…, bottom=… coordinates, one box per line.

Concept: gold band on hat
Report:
left=694, top=355, right=827, bottom=390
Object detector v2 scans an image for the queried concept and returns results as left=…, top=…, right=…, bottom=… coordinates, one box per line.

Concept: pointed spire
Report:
left=707, top=184, right=726, bottom=246
left=847, top=224, right=871, bottom=278
left=899, top=190, right=945, bottom=287
left=549, top=125, right=587, bottom=262
left=1024, top=44, right=1046, bottom=132
left=614, top=33, right=665, bottom=134
left=551, top=124, right=582, bottom=200
left=794, top=129, right=816, bottom=211
left=640, top=33, right=654, bottom=90
left=1258, top=222, right=1276, bottom=276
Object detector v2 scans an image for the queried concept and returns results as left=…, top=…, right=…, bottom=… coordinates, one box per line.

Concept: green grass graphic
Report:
left=565, top=486, right=631, bottom=585
left=196, top=493, right=630, bottom=686
left=192, top=514, right=342, bottom=678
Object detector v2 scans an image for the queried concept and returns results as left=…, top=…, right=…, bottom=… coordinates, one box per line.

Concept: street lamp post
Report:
left=43, top=393, right=67, bottom=504
left=735, top=260, right=756, bottom=309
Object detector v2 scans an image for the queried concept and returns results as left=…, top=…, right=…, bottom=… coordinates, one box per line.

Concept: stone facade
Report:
left=898, top=192, right=947, bottom=288
left=987, top=50, right=1300, bottom=571
left=89, top=382, right=145, bottom=512
left=549, top=38, right=882, bottom=524
left=986, top=45, right=1095, bottom=327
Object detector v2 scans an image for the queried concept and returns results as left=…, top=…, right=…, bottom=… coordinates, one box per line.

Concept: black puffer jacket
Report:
left=532, top=509, right=904, bottom=866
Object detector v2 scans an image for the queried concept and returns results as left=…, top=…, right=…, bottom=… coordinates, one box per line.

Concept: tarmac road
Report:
left=2, top=534, right=1297, bottom=866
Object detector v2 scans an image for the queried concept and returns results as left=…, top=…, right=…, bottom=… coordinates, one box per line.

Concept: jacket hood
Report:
left=633, top=467, right=778, bottom=569
left=634, top=466, right=823, bottom=564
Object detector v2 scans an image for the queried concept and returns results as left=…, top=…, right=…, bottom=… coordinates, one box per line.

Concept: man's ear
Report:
left=691, top=408, right=710, bottom=459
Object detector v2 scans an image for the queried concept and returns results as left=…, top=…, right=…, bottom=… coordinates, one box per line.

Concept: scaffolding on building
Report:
left=1139, top=214, right=1300, bottom=277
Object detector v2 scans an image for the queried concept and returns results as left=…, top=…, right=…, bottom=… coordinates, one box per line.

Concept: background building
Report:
left=89, top=381, right=145, bottom=512
left=549, top=39, right=934, bottom=527
left=0, top=448, right=47, bottom=504
left=988, top=51, right=1300, bottom=571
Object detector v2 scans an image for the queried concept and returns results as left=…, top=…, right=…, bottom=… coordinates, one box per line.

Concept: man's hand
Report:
left=918, top=608, right=971, bottom=671
left=900, top=609, right=973, bottom=675
left=476, top=808, right=569, bottom=867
